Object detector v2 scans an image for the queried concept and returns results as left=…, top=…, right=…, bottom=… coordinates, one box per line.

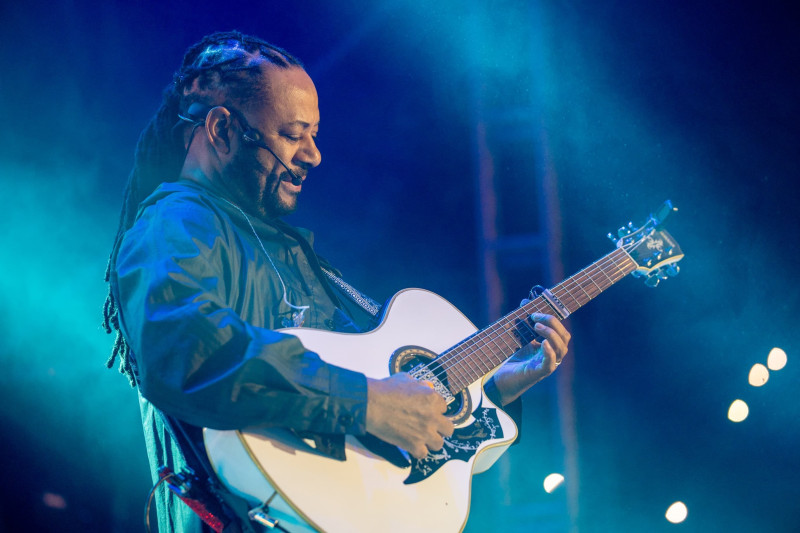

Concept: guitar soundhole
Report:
left=389, top=346, right=472, bottom=425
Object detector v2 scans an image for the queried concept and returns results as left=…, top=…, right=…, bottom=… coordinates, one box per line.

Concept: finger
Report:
left=531, top=313, right=571, bottom=344
left=409, top=443, right=429, bottom=460
left=427, top=433, right=445, bottom=452
left=533, top=321, right=567, bottom=357
left=540, top=339, right=561, bottom=369
left=436, top=417, right=455, bottom=438
left=531, top=315, right=569, bottom=356
left=541, top=327, right=569, bottom=360
left=435, top=394, right=448, bottom=413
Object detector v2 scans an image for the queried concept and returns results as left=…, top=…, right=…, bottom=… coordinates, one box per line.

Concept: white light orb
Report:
left=767, top=347, right=787, bottom=371
left=543, top=473, right=565, bottom=493
left=665, top=501, right=688, bottom=524
left=727, top=399, right=749, bottom=422
left=748, top=363, right=769, bottom=387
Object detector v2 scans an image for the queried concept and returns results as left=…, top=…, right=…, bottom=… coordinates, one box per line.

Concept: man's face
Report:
left=224, top=65, right=321, bottom=219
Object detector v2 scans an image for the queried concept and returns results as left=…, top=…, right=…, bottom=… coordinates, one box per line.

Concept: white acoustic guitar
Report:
left=204, top=202, right=684, bottom=532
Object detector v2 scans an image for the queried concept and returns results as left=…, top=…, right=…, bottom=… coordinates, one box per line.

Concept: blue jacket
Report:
left=113, top=180, right=372, bottom=532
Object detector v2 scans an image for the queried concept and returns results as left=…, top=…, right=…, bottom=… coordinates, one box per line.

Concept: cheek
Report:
left=250, top=153, right=277, bottom=187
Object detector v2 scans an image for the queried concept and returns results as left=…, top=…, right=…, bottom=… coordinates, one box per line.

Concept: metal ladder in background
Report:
left=467, top=2, right=578, bottom=531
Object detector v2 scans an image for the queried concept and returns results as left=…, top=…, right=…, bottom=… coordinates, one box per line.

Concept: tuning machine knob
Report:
left=644, top=275, right=661, bottom=288
left=665, top=264, right=680, bottom=277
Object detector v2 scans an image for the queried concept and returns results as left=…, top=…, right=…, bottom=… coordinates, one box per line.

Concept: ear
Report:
left=204, top=107, right=234, bottom=155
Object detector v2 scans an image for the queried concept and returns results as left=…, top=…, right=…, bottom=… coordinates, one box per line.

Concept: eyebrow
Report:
left=284, top=120, right=320, bottom=128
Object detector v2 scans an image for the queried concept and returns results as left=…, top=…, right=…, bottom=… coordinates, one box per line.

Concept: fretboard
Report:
left=437, top=247, right=638, bottom=393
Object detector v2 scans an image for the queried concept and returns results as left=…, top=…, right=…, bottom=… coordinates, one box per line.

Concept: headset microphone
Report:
left=182, top=103, right=304, bottom=186
left=242, top=130, right=304, bottom=186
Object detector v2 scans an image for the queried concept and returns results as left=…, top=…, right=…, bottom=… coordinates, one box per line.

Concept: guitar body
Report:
left=204, top=289, right=518, bottom=533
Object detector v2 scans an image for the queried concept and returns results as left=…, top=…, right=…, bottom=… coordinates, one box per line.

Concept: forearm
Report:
left=487, top=360, right=547, bottom=406
left=113, top=197, right=368, bottom=435
left=129, top=307, right=368, bottom=434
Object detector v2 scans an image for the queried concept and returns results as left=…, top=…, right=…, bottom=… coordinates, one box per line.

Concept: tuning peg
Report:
left=645, top=275, right=660, bottom=288
left=665, top=264, right=680, bottom=277
left=607, top=232, right=618, bottom=244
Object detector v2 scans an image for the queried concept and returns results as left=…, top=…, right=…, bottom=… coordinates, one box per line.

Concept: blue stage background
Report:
left=1, top=1, right=797, bottom=531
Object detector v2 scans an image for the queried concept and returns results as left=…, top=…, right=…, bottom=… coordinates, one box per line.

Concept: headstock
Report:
left=607, top=200, right=684, bottom=287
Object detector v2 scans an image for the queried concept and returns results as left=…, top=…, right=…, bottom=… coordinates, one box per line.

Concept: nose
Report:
left=297, top=135, right=322, bottom=168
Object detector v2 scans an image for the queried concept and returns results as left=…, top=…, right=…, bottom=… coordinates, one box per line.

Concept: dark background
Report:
left=1, top=1, right=797, bottom=532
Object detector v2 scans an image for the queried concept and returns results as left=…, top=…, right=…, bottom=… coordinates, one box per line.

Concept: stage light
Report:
left=543, top=473, right=564, bottom=493
left=767, top=347, right=787, bottom=371
left=748, top=363, right=769, bottom=387
left=665, top=501, right=688, bottom=524
left=727, top=399, right=749, bottom=422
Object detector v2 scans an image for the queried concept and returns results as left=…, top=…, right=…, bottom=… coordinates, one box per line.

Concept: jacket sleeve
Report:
left=112, top=194, right=367, bottom=435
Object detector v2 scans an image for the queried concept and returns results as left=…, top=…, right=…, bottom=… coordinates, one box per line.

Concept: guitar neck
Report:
left=439, top=247, right=638, bottom=393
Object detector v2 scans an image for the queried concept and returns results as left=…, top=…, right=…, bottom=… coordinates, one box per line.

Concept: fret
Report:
left=437, top=247, right=638, bottom=392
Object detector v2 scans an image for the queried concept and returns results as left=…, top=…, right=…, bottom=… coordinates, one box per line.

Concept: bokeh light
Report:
left=543, top=473, right=565, bottom=493
left=767, top=347, right=787, bottom=371
left=748, top=363, right=769, bottom=387
left=728, top=400, right=749, bottom=422
left=665, top=501, right=688, bottom=524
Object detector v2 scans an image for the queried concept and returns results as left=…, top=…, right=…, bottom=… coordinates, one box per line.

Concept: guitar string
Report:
left=442, top=248, right=638, bottom=389
left=427, top=247, right=638, bottom=391
left=448, top=249, right=636, bottom=387
left=435, top=248, right=632, bottom=374
left=436, top=250, right=637, bottom=391
left=440, top=250, right=636, bottom=388
left=431, top=226, right=663, bottom=387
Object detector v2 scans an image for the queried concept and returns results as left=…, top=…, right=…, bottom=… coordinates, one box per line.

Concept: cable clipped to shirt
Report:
left=223, top=200, right=308, bottom=327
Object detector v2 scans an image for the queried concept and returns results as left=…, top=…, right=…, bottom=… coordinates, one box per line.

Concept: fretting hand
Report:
left=490, top=311, right=571, bottom=406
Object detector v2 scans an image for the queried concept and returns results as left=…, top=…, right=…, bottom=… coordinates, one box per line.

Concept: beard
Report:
left=223, top=147, right=300, bottom=220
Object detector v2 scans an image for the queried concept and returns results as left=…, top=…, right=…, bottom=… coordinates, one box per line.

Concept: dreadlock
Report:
left=102, top=31, right=304, bottom=386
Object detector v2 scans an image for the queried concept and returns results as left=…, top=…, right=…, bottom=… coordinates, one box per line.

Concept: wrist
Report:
left=491, top=361, right=546, bottom=406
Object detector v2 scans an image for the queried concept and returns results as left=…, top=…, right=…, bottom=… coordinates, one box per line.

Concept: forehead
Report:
left=255, top=65, right=319, bottom=126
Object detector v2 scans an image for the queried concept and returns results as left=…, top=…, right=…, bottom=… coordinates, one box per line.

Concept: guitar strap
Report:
left=321, top=267, right=382, bottom=318
left=268, top=218, right=383, bottom=321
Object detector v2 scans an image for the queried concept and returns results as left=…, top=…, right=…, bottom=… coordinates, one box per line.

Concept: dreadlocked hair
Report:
left=103, top=31, right=304, bottom=386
